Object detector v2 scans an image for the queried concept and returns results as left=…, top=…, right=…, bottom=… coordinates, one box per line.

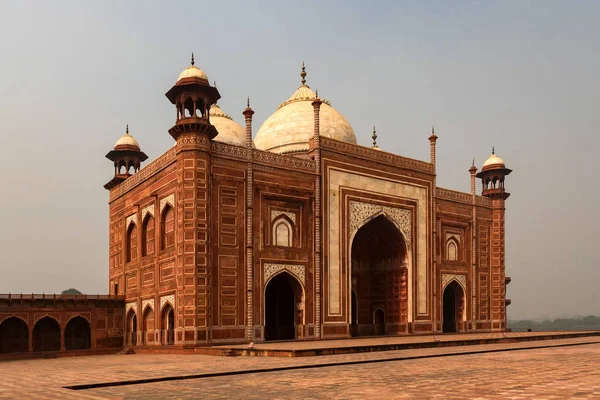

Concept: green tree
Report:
left=61, top=288, right=82, bottom=295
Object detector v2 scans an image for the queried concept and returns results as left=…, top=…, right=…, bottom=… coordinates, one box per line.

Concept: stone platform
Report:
left=207, top=330, right=600, bottom=357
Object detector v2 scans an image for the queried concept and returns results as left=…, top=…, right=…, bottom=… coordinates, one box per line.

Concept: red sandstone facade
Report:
left=104, top=61, right=513, bottom=347
left=0, top=59, right=512, bottom=356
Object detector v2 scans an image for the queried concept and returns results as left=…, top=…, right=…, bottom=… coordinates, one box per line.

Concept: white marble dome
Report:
left=210, top=104, right=248, bottom=147
left=254, top=84, right=356, bottom=154
left=114, top=127, right=140, bottom=150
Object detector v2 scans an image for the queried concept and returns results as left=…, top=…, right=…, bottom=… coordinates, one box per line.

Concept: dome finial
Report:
left=126, top=124, right=129, bottom=135
left=372, top=126, right=378, bottom=147
left=247, top=97, right=250, bottom=107
left=472, top=158, right=475, bottom=166
left=315, top=89, right=319, bottom=98
left=432, top=126, right=435, bottom=135
left=300, top=62, right=307, bottom=85
left=191, top=52, right=195, bottom=66
left=492, top=146, right=495, bottom=155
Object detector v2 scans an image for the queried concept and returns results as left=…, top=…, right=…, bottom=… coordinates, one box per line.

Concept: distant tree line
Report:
left=509, top=315, right=600, bottom=331
left=61, top=288, right=82, bottom=295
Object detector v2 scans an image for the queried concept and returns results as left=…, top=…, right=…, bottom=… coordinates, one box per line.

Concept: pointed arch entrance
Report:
left=0, top=317, right=29, bottom=353
left=126, top=309, right=137, bottom=346
left=442, top=280, right=465, bottom=333
left=65, top=316, right=91, bottom=350
left=33, top=316, right=61, bottom=352
left=351, top=214, right=408, bottom=336
left=161, top=303, right=175, bottom=345
left=264, top=272, right=303, bottom=341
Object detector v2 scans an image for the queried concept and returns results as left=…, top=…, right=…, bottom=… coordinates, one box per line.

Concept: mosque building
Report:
left=0, top=56, right=512, bottom=354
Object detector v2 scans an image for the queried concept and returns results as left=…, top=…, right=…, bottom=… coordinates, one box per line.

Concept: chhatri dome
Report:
left=482, top=147, right=506, bottom=171
left=209, top=102, right=248, bottom=147
left=114, top=125, right=141, bottom=151
left=254, top=63, right=357, bottom=154
left=177, top=53, right=208, bottom=82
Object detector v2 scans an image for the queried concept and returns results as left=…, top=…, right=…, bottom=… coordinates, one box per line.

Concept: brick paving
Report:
left=0, top=336, right=599, bottom=399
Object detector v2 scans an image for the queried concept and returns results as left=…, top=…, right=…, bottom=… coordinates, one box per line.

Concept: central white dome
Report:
left=254, top=68, right=356, bottom=154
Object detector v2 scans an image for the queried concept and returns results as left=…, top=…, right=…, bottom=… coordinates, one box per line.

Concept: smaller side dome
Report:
left=482, top=147, right=506, bottom=171
left=114, top=125, right=140, bottom=151
left=210, top=104, right=248, bottom=147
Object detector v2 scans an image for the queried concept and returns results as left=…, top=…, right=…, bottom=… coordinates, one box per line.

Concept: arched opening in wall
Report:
left=446, top=239, right=458, bottom=261
left=33, top=317, right=61, bottom=352
left=272, top=217, right=293, bottom=247
left=126, top=309, right=137, bottom=346
left=126, top=223, right=137, bottom=263
left=374, top=308, right=385, bottom=336
left=142, top=306, right=154, bottom=345
left=161, top=205, right=175, bottom=250
left=195, top=98, right=205, bottom=118
left=64, top=316, right=91, bottom=350
left=0, top=317, right=29, bottom=353
left=443, top=281, right=465, bottom=333
left=184, top=98, right=194, bottom=118
left=142, top=214, right=155, bottom=257
left=350, top=290, right=358, bottom=336
left=161, top=304, right=175, bottom=345
left=351, top=214, right=407, bottom=337
left=265, top=272, right=302, bottom=341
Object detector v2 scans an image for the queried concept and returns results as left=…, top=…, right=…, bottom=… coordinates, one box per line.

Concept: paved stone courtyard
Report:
left=0, top=337, right=599, bottom=399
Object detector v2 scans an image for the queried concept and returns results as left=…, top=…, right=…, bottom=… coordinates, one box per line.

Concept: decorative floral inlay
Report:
left=125, top=214, right=137, bottom=230
left=264, top=263, right=305, bottom=286
left=160, top=294, right=175, bottom=310
left=349, top=201, right=412, bottom=246
left=141, top=204, right=155, bottom=220
left=270, top=210, right=296, bottom=224
left=125, top=301, right=137, bottom=315
left=442, top=274, right=467, bottom=291
left=141, top=298, right=154, bottom=313
left=160, top=194, right=175, bottom=213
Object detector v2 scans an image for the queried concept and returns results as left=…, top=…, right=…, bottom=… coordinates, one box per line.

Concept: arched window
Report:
left=272, top=217, right=293, bottom=247
left=126, top=223, right=138, bottom=263
left=446, top=238, right=459, bottom=261
left=142, top=214, right=155, bottom=256
left=161, top=205, right=175, bottom=250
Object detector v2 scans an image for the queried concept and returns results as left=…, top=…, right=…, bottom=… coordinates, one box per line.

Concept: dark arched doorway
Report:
left=0, top=317, right=29, bottom=353
left=443, top=281, right=464, bottom=333
left=33, top=317, right=61, bottom=352
left=161, top=304, right=175, bottom=345
left=126, top=309, right=137, bottom=346
left=65, top=316, right=91, bottom=350
left=265, top=272, right=302, bottom=341
left=351, top=290, right=358, bottom=336
left=351, top=214, right=407, bottom=336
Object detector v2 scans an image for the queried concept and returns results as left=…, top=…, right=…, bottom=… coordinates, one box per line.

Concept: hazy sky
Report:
left=1, top=1, right=598, bottom=320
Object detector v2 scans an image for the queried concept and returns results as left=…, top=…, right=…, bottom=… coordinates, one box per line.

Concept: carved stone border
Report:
left=441, top=274, right=467, bottom=292
left=349, top=201, right=412, bottom=246
left=264, top=263, right=305, bottom=286
left=160, top=294, right=175, bottom=311
left=159, top=194, right=175, bottom=213
left=270, top=210, right=296, bottom=224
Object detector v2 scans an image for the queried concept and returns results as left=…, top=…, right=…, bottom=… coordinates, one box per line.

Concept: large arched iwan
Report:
left=350, top=214, right=408, bottom=336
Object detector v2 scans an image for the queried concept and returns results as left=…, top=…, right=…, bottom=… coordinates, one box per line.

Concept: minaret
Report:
left=104, top=125, right=148, bottom=190
left=243, top=98, right=255, bottom=342
left=165, top=53, right=221, bottom=141
left=476, top=148, right=512, bottom=331
left=429, top=126, right=438, bottom=330
left=312, top=90, right=323, bottom=339
left=164, top=54, right=221, bottom=344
